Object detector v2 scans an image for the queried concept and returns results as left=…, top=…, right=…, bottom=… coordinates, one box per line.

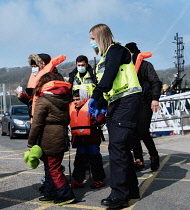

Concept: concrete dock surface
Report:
left=0, top=133, right=190, bottom=209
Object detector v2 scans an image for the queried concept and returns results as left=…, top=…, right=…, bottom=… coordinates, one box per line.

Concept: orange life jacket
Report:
left=31, top=80, right=71, bottom=123
left=69, top=99, right=91, bottom=136
left=27, top=55, right=66, bottom=88
left=135, top=52, right=152, bottom=73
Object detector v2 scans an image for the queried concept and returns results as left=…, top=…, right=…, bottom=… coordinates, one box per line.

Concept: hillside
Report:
left=156, top=65, right=190, bottom=88
left=0, top=61, right=190, bottom=93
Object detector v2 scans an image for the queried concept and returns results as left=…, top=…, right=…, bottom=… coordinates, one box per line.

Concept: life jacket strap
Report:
left=71, top=126, right=92, bottom=130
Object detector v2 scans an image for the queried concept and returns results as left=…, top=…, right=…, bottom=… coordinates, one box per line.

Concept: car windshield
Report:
left=12, top=107, right=29, bottom=115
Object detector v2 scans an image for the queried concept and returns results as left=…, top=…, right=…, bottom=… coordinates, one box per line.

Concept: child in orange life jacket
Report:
left=69, top=89, right=106, bottom=189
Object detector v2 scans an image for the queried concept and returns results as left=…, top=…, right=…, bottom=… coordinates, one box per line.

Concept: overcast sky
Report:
left=0, top=0, right=190, bottom=70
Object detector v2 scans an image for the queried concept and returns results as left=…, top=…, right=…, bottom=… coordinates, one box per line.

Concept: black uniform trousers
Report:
left=132, top=100, right=158, bottom=161
left=106, top=93, right=141, bottom=201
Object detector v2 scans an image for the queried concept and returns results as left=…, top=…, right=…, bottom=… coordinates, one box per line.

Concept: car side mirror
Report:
left=4, top=112, right=10, bottom=116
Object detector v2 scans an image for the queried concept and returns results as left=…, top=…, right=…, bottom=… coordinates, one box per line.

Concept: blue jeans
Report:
left=76, top=144, right=100, bottom=155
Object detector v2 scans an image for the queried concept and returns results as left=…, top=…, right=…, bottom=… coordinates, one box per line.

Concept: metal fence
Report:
left=150, top=92, right=190, bottom=135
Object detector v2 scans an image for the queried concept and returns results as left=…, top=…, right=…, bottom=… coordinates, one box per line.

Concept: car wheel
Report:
left=9, top=125, right=15, bottom=139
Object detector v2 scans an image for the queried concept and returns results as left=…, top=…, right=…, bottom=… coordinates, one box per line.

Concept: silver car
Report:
left=1, top=105, right=30, bottom=139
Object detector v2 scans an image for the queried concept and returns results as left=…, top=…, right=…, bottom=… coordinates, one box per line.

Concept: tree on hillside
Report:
left=0, top=62, right=190, bottom=104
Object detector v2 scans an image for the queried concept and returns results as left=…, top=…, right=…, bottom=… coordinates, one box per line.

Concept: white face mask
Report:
left=32, top=67, right=39, bottom=75
left=77, top=66, right=86, bottom=73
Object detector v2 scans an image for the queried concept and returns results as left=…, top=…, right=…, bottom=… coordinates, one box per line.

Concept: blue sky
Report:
left=0, top=0, right=190, bottom=70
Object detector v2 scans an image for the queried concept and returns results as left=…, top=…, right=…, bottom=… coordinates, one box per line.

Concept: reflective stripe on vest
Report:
left=72, top=72, right=95, bottom=96
left=69, top=99, right=91, bottom=136
left=27, top=55, right=66, bottom=88
left=96, top=44, right=142, bottom=104
left=106, top=87, right=142, bottom=103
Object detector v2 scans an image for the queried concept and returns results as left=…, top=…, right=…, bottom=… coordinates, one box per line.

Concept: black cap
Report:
left=125, top=42, right=139, bottom=53
left=38, top=54, right=51, bottom=65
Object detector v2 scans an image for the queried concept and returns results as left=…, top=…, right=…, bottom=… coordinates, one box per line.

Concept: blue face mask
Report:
left=90, top=41, right=99, bottom=50
left=77, top=66, right=86, bottom=73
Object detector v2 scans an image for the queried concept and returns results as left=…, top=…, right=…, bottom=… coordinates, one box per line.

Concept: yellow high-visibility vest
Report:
left=96, top=44, right=142, bottom=104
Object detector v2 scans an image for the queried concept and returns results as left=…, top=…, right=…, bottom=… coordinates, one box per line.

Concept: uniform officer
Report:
left=88, top=24, right=142, bottom=209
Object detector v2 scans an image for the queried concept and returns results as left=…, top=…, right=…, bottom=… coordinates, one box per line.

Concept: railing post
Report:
left=180, top=101, right=184, bottom=135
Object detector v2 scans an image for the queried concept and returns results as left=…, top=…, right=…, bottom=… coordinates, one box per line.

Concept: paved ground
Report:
left=0, top=133, right=190, bottom=210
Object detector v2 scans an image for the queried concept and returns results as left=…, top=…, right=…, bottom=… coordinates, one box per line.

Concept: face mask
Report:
left=77, top=66, right=86, bottom=73
left=32, top=67, right=39, bottom=75
left=90, top=41, right=99, bottom=50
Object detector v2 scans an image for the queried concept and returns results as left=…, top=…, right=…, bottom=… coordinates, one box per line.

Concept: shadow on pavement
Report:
left=0, top=183, right=41, bottom=209
left=137, top=150, right=189, bottom=199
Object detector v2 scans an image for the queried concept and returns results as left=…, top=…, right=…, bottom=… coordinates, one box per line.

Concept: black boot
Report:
left=101, top=196, right=128, bottom=208
left=39, top=196, right=54, bottom=203
left=150, top=155, right=160, bottom=171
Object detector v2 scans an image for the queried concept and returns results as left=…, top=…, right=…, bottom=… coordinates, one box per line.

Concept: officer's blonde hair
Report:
left=90, top=24, right=114, bottom=55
